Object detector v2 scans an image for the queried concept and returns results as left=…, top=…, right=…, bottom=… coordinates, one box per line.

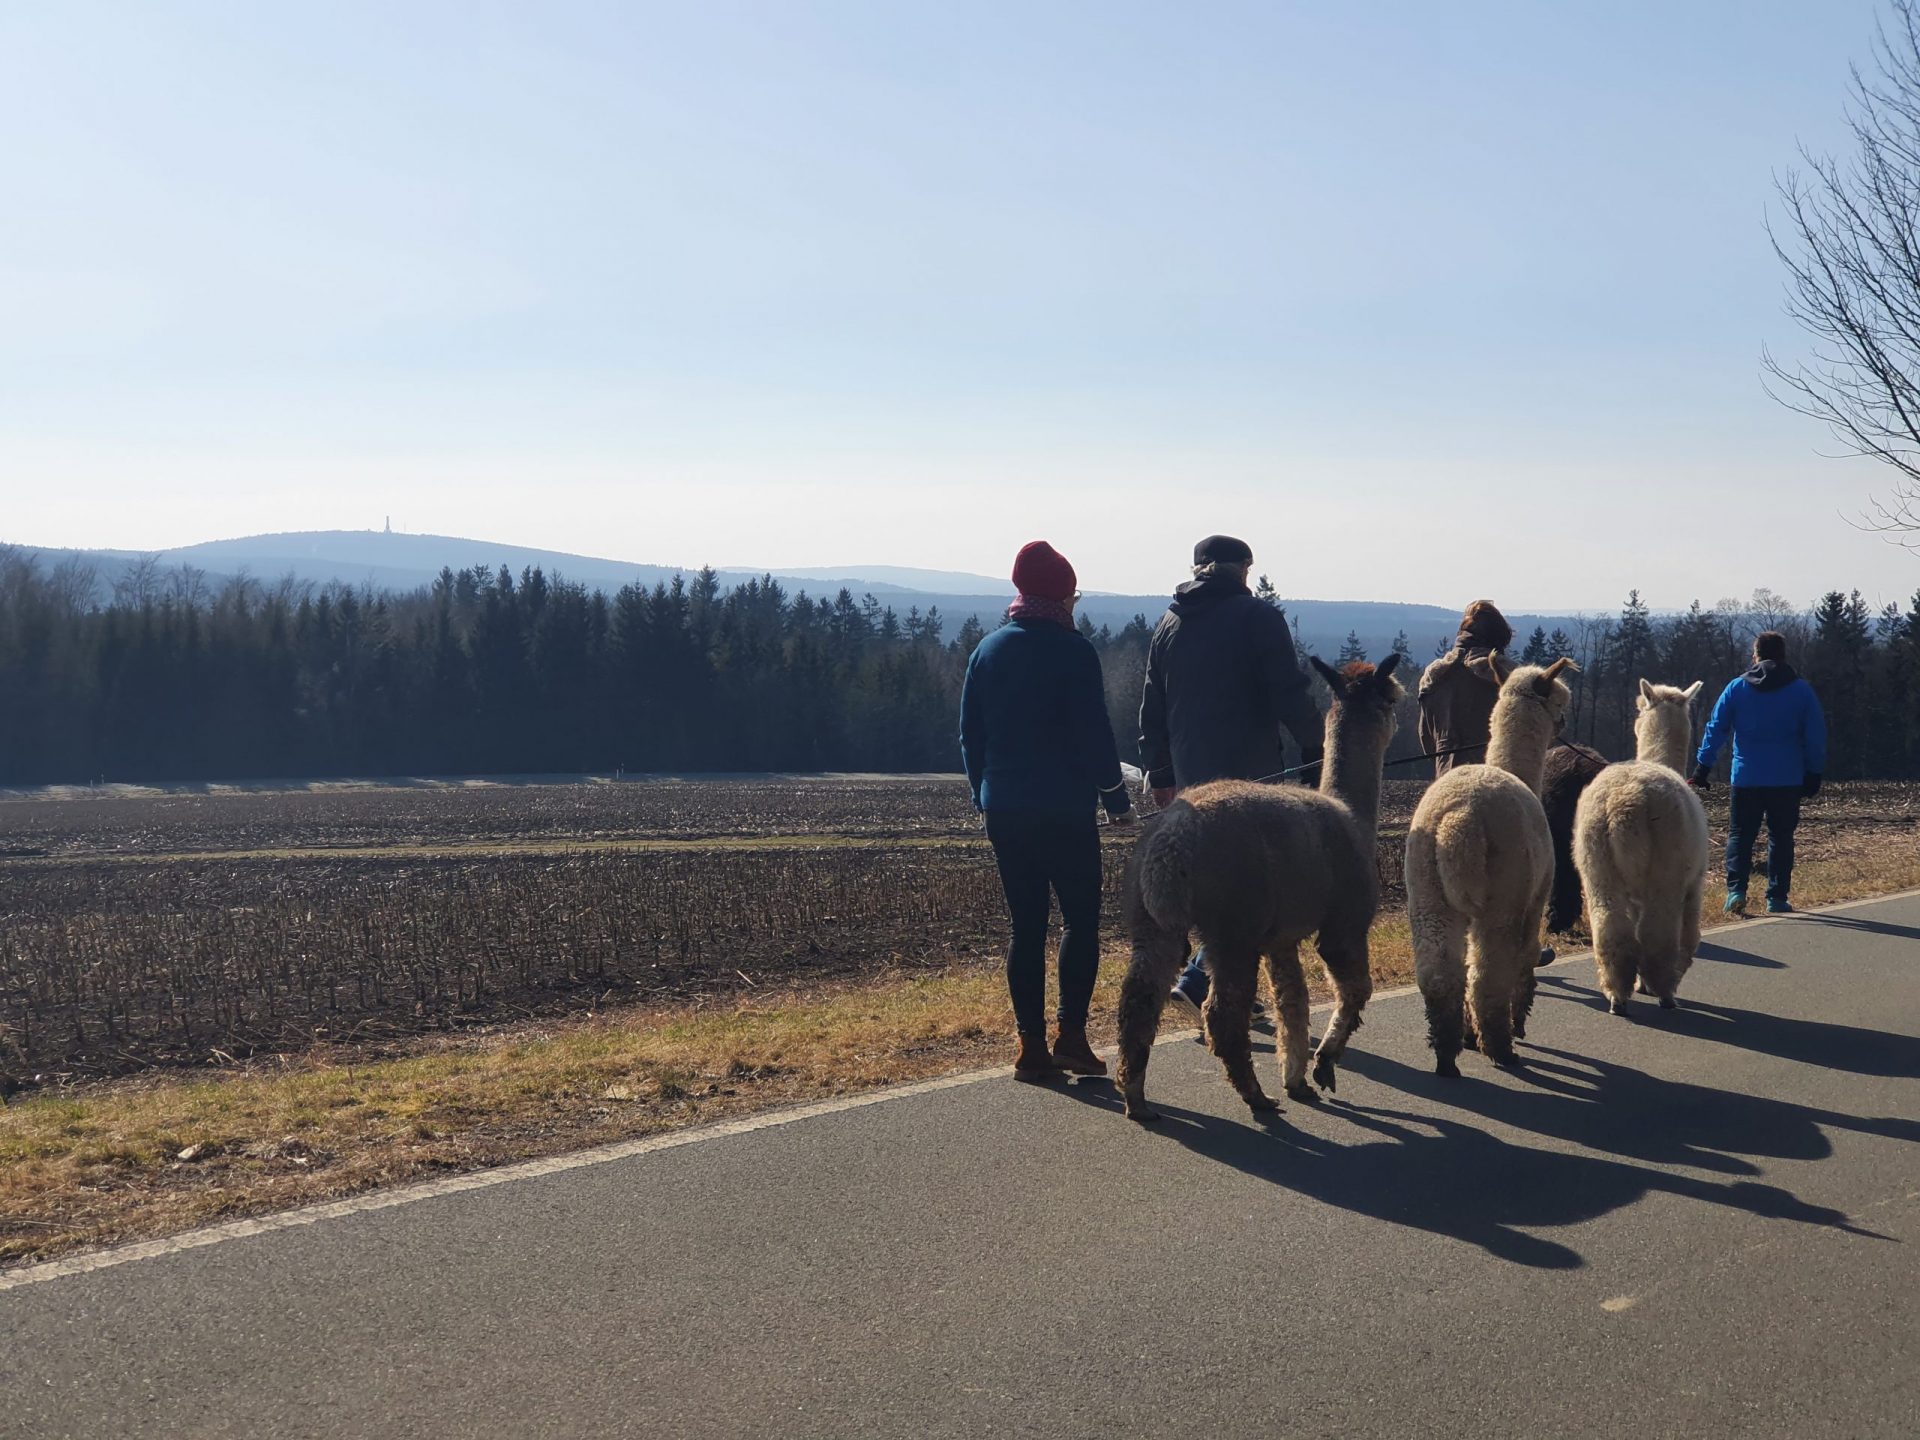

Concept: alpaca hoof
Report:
left=1435, top=1057, right=1461, bottom=1079
left=1659, top=995, right=1678, bottom=1010
left=1285, top=1081, right=1319, bottom=1104
left=1489, top=1049, right=1522, bottom=1070
left=1460, top=1031, right=1480, bottom=1052
left=1513, top=1022, right=1527, bottom=1040
left=1124, top=1098, right=1161, bottom=1124
left=1608, top=999, right=1631, bottom=1017
left=1310, top=1053, right=1338, bottom=1092
left=1245, top=1092, right=1279, bottom=1114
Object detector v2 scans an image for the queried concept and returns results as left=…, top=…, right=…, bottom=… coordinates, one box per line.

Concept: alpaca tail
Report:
left=1132, top=802, right=1199, bottom=937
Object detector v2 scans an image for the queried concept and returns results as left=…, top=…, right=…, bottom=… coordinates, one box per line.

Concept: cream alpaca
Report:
left=1405, top=660, right=1576, bottom=1076
left=1573, top=680, right=1710, bottom=1012
left=1115, top=656, right=1404, bottom=1123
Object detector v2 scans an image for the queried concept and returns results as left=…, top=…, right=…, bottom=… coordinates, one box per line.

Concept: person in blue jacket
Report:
left=1689, top=630, right=1827, bottom=915
left=960, top=540, right=1133, bottom=1080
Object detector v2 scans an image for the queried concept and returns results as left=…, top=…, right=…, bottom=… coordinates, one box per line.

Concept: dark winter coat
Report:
left=1417, top=636, right=1510, bottom=775
left=1696, top=661, right=1828, bottom=789
left=959, top=618, right=1131, bottom=819
left=1136, top=575, right=1322, bottom=790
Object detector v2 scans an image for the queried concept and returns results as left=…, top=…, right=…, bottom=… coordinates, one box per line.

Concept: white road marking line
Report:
left=2, top=887, right=1912, bottom=1293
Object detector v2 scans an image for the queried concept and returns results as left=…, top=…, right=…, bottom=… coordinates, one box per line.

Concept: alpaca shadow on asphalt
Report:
left=1340, top=1045, right=1920, bottom=1177
left=1534, top=973, right=1920, bottom=1078
left=1693, top=939, right=1787, bottom=969
left=1052, top=1078, right=1879, bottom=1272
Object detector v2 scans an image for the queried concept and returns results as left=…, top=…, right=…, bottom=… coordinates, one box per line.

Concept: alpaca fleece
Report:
left=1405, top=661, right=1574, bottom=1076
left=1115, top=656, right=1404, bottom=1122
left=1573, top=681, right=1710, bottom=1013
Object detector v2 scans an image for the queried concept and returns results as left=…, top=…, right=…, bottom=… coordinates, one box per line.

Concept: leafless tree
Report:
left=1767, top=0, right=1920, bottom=542
left=112, top=554, right=163, bottom=608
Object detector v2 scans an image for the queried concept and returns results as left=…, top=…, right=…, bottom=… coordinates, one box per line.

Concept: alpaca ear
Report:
left=1638, top=678, right=1656, bottom=703
left=1543, top=657, right=1579, bottom=681
left=1683, top=680, right=1704, bottom=702
left=1308, top=656, right=1343, bottom=692
left=1375, top=651, right=1402, bottom=682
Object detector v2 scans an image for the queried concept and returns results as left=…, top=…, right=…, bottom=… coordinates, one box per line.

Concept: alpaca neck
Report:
left=1638, top=718, right=1691, bottom=774
left=1484, top=698, right=1551, bottom=798
left=1319, top=713, right=1385, bottom=838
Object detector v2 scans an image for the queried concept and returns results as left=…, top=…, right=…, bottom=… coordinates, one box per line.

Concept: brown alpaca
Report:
left=1542, top=742, right=1609, bottom=934
left=1115, top=655, right=1404, bottom=1123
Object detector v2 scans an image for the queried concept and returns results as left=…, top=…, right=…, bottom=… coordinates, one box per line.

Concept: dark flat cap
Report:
left=1193, top=534, right=1253, bottom=566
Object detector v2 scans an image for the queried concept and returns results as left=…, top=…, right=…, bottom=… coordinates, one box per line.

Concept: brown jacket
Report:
left=1418, top=644, right=1510, bottom=776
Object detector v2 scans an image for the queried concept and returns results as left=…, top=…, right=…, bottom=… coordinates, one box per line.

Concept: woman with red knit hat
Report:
left=960, top=540, right=1133, bottom=1078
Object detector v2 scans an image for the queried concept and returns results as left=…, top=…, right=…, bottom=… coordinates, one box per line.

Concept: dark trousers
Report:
left=984, top=812, right=1103, bottom=1035
left=1727, top=785, right=1802, bottom=904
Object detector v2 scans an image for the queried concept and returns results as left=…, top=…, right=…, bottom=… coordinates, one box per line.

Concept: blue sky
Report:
left=2, top=0, right=1910, bottom=610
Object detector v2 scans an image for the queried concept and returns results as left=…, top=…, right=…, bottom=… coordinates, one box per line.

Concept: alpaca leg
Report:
left=1468, top=929, right=1521, bottom=1067
left=1203, top=955, right=1276, bottom=1113
left=1513, top=876, right=1550, bottom=1041
left=1590, top=903, right=1639, bottom=1015
left=1413, top=904, right=1469, bottom=1078
left=1310, top=926, right=1374, bottom=1092
left=1673, top=871, right=1704, bottom=997
left=1262, top=946, right=1313, bottom=1102
left=1116, top=925, right=1186, bottom=1122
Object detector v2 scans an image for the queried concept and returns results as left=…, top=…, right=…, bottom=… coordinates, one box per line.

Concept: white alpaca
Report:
left=1573, top=680, right=1710, bottom=1013
left=1405, top=660, right=1575, bottom=1076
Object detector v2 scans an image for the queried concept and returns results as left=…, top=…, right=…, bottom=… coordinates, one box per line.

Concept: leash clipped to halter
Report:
left=1254, top=743, right=1483, bottom=785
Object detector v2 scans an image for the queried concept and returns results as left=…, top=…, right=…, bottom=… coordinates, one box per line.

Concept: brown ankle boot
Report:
left=1049, top=1023, right=1108, bottom=1077
left=1013, top=1031, right=1059, bottom=1080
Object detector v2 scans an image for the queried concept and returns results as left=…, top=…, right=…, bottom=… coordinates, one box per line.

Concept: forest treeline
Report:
left=0, top=547, right=1915, bottom=785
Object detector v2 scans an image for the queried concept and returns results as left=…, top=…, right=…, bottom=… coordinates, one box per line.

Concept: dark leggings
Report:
left=984, top=812, right=1103, bottom=1035
left=1727, top=785, right=1802, bottom=904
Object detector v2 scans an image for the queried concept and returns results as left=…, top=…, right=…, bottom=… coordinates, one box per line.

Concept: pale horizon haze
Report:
left=5, top=0, right=1917, bottom=613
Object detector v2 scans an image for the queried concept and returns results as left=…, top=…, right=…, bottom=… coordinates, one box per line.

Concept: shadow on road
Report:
left=1054, top=1067, right=1886, bottom=1271
left=1778, top=913, right=1920, bottom=942
left=1343, top=1046, right=1920, bottom=1174
left=1694, top=939, right=1787, bottom=969
left=1535, top=974, right=1920, bottom=1078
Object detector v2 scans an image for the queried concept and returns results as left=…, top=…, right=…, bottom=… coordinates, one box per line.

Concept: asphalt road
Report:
left=5, top=894, right=1920, bottom=1439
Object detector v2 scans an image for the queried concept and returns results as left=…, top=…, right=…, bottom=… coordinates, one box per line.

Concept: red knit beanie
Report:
left=1011, top=541, right=1076, bottom=602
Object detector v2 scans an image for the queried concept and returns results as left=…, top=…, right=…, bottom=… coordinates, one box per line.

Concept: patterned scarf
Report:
left=1007, top=594, right=1076, bottom=629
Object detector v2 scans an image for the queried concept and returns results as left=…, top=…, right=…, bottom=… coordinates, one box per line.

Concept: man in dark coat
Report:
left=1138, top=535, right=1322, bottom=1018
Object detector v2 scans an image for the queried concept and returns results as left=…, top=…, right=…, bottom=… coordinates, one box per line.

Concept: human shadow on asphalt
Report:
left=1052, top=1081, right=1883, bottom=1271
left=1534, top=974, right=1920, bottom=1078
left=1693, top=939, right=1787, bottom=969
left=1777, top=913, right=1920, bottom=942
left=1341, top=1046, right=1920, bottom=1176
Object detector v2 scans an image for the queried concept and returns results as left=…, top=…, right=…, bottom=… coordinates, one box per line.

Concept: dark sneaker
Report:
left=1537, top=945, right=1555, bottom=967
left=1724, top=891, right=1748, bottom=917
left=1767, top=899, right=1795, bottom=915
left=1166, top=983, right=1205, bottom=1026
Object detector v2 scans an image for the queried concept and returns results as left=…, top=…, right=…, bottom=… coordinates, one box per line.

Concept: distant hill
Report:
left=5, top=529, right=1585, bottom=664
left=745, top=563, right=1014, bottom=596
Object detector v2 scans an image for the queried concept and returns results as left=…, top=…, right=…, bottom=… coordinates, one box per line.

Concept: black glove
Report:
left=1688, top=763, right=1712, bottom=791
left=1802, top=772, right=1822, bottom=799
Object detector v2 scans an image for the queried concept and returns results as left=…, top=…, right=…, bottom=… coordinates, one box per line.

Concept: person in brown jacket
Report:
left=1417, top=600, right=1514, bottom=776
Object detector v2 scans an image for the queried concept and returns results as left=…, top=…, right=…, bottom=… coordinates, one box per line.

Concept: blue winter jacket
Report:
left=1695, top=661, right=1828, bottom=789
left=959, top=618, right=1131, bottom=819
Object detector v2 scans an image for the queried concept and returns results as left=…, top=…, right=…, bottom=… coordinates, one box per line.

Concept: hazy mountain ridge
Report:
left=6, top=530, right=1584, bottom=662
